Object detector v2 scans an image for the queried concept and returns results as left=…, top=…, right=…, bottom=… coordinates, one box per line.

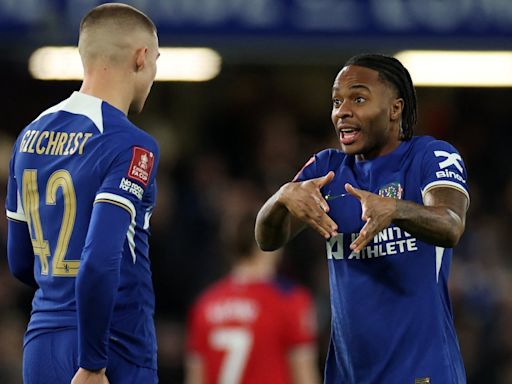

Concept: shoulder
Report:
left=295, top=148, right=345, bottom=181
left=271, top=277, right=313, bottom=300
left=127, top=126, right=159, bottom=157
left=269, top=279, right=314, bottom=323
left=303, top=148, right=346, bottom=169
left=105, top=117, right=159, bottom=153
left=315, top=148, right=345, bottom=165
left=414, top=136, right=469, bottom=199
left=410, top=135, right=461, bottom=155
left=412, top=136, right=466, bottom=174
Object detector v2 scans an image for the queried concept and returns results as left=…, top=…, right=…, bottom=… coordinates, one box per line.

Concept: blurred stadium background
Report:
left=1, top=1, right=512, bottom=383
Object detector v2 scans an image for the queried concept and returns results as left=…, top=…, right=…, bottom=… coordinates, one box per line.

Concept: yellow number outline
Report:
left=22, top=170, right=51, bottom=275
left=22, top=169, right=79, bottom=277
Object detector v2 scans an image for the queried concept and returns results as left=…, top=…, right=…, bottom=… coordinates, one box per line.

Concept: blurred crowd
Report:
left=1, top=64, right=512, bottom=383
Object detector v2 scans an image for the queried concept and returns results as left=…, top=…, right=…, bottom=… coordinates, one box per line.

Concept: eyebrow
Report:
left=332, top=83, right=371, bottom=93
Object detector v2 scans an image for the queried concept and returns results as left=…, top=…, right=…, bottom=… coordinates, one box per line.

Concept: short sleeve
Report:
left=293, top=149, right=339, bottom=183
left=283, top=289, right=317, bottom=348
left=95, top=141, right=159, bottom=217
left=186, top=301, right=208, bottom=356
left=420, top=140, right=469, bottom=203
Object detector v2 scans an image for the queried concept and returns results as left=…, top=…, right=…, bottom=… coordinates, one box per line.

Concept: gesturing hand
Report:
left=280, top=171, right=338, bottom=239
left=345, top=183, right=397, bottom=253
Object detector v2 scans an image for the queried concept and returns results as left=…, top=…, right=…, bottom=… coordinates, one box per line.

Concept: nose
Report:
left=334, top=102, right=352, bottom=119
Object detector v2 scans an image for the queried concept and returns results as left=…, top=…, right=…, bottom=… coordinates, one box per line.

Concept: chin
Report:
left=340, top=143, right=358, bottom=155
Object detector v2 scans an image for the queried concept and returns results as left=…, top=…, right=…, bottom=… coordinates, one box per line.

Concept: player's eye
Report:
left=354, top=96, right=366, bottom=104
left=333, top=98, right=342, bottom=108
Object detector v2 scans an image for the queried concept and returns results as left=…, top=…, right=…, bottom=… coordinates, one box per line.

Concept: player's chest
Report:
left=324, top=164, right=420, bottom=232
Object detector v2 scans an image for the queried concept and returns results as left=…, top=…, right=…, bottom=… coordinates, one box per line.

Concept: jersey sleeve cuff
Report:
left=421, top=180, right=470, bottom=205
left=6, top=209, right=27, bottom=222
left=94, top=192, right=135, bottom=218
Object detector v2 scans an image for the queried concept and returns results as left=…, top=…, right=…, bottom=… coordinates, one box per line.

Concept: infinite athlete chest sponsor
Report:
left=19, top=129, right=93, bottom=156
left=326, top=226, right=418, bottom=260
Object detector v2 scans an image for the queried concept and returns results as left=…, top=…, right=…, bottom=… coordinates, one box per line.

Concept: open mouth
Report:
left=339, top=128, right=360, bottom=145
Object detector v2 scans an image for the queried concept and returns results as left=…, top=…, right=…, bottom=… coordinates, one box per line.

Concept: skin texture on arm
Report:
left=288, top=346, right=321, bottom=384
left=345, top=183, right=468, bottom=252
left=184, top=355, right=204, bottom=384
left=71, top=368, right=109, bottom=384
left=255, top=172, right=338, bottom=251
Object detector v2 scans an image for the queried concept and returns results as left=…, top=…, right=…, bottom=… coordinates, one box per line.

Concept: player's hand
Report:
left=345, top=183, right=397, bottom=253
left=71, top=368, right=109, bottom=384
left=279, top=171, right=338, bottom=239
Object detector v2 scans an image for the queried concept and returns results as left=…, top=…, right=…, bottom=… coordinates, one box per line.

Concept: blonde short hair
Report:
left=80, top=3, right=156, bottom=37
left=78, top=3, right=157, bottom=67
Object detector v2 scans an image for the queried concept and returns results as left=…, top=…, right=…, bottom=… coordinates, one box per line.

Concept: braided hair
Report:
left=345, top=54, right=417, bottom=140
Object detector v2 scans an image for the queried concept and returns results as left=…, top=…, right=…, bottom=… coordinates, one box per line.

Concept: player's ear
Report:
left=390, top=98, right=404, bottom=122
left=134, top=47, right=148, bottom=72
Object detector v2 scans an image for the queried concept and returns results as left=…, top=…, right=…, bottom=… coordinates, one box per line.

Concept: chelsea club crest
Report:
left=378, top=182, right=403, bottom=199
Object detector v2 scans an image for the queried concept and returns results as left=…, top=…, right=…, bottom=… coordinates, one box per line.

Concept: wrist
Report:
left=79, top=361, right=107, bottom=373
left=276, top=182, right=292, bottom=207
left=392, top=198, right=406, bottom=222
left=77, top=367, right=106, bottom=376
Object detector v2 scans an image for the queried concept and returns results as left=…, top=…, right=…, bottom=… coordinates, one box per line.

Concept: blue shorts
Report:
left=23, top=329, right=158, bottom=384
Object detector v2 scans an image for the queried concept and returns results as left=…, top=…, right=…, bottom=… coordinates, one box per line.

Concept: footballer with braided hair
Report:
left=256, top=53, right=469, bottom=383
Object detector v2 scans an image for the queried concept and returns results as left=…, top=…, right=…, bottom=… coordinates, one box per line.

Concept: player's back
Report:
left=187, top=275, right=316, bottom=384
left=9, top=92, right=156, bottom=337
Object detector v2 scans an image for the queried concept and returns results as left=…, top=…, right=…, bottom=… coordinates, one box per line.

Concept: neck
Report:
left=356, top=126, right=402, bottom=161
left=356, top=139, right=401, bottom=161
left=80, top=66, right=133, bottom=115
left=231, top=248, right=280, bottom=281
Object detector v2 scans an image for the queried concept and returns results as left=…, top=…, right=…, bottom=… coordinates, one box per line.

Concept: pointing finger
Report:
left=344, top=183, right=364, bottom=200
left=316, top=171, right=335, bottom=188
left=307, top=213, right=338, bottom=239
left=350, top=220, right=373, bottom=252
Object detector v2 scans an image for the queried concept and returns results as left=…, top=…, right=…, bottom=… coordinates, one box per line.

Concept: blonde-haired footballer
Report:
left=6, top=3, right=160, bottom=383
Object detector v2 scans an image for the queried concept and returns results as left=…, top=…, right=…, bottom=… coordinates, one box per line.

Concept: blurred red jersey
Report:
left=186, top=275, right=317, bottom=384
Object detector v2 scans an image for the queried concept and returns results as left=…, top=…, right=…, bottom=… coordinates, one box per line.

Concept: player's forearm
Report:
left=184, top=355, right=204, bottom=384
left=76, top=258, right=120, bottom=370
left=288, top=346, right=321, bottom=384
left=76, top=203, right=130, bottom=370
left=255, top=187, right=294, bottom=251
left=7, top=219, right=38, bottom=288
left=393, top=199, right=465, bottom=247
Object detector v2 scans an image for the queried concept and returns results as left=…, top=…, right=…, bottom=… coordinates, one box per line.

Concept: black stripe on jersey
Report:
left=94, top=198, right=134, bottom=217
left=6, top=216, right=26, bottom=223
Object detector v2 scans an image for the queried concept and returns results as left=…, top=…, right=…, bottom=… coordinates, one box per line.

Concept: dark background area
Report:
left=1, top=1, right=512, bottom=383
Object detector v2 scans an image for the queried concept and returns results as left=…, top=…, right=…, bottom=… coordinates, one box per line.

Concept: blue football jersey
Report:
left=295, top=136, right=468, bottom=384
left=5, top=92, right=159, bottom=370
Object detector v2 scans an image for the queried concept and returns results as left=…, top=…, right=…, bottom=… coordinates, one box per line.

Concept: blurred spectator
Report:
left=184, top=184, right=321, bottom=384
left=2, top=64, right=512, bottom=382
